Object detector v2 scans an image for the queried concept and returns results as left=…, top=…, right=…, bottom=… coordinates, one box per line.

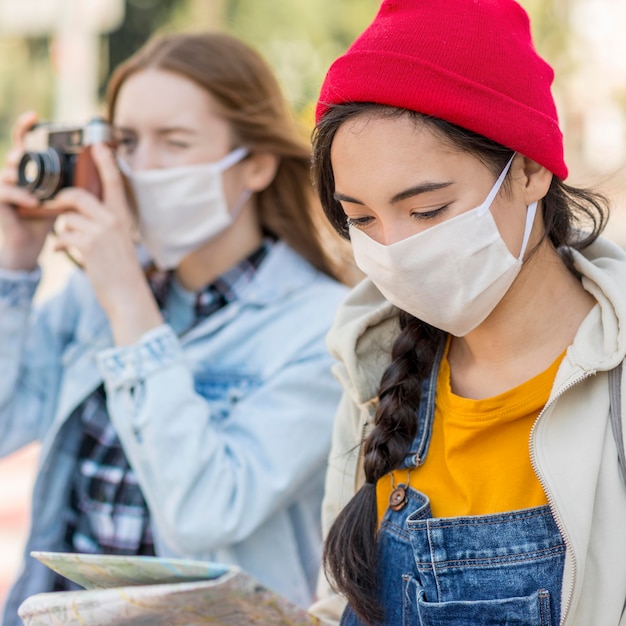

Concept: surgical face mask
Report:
left=349, top=156, right=538, bottom=336
left=120, top=147, right=249, bottom=270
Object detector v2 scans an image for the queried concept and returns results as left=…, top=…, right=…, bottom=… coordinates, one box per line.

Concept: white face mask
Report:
left=120, top=147, right=249, bottom=270
left=349, top=156, right=538, bottom=336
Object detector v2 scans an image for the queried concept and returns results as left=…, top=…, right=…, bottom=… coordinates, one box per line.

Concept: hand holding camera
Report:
left=0, top=112, right=140, bottom=303
left=0, top=112, right=54, bottom=271
left=0, top=113, right=118, bottom=271
left=45, top=136, right=162, bottom=342
left=16, top=116, right=112, bottom=209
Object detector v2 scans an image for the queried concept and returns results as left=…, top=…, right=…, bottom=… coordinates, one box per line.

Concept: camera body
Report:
left=17, top=117, right=112, bottom=201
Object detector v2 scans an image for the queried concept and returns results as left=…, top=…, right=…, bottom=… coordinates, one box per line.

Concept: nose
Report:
left=378, top=219, right=416, bottom=246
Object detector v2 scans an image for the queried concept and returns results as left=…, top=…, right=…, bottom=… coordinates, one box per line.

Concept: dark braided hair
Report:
left=312, top=102, right=610, bottom=624
left=323, top=313, right=445, bottom=622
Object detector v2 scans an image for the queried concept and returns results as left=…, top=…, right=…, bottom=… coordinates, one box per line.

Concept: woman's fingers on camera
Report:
left=48, top=187, right=128, bottom=240
left=2, top=147, right=29, bottom=185
left=0, top=183, right=40, bottom=210
left=53, top=211, right=101, bottom=255
left=91, top=144, right=128, bottom=213
left=4, top=148, right=24, bottom=172
left=45, top=187, right=102, bottom=216
left=11, top=111, right=38, bottom=150
left=54, top=211, right=93, bottom=237
left=52, top=227, right=85, bottom=254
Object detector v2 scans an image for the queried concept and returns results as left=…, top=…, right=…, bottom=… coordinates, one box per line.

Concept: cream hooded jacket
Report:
left=310, top=237, right=626, bottom=626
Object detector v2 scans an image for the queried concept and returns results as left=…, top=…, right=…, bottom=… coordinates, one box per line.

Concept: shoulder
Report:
left=570, top=237, right=626, bottom=368
left=326, top=277, right=400, bottom=404
left=207, top=243, right=348, bottom=365
left=244, top=241, right=349, bottom=319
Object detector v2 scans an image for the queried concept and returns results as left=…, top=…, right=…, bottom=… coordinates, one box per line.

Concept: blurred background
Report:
left=0, top=0, right=624, bottom=607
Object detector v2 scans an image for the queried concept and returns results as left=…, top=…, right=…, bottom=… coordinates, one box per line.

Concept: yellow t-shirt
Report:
left=377, top=350, right=565, bottom=521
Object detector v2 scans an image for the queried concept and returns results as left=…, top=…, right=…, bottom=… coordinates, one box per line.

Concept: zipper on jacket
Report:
left=529, top=372, right=591, bottom=626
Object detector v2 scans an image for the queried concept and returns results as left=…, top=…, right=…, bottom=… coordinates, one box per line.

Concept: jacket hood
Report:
left=326, top=277, right=399, bottom=407
left=568, top=236, right=626, bottom=371
left=328, top=235, right=626, bottom=406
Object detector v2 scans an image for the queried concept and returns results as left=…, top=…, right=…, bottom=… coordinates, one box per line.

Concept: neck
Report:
left=174, top=200, right=264, bottom=292
left=447, top=241, right=596, bottom=398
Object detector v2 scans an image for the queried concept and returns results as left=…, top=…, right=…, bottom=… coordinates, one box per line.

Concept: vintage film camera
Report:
left=17, top=117, right=112, bottom=201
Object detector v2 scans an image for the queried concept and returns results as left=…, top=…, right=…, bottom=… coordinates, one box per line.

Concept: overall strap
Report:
left=609, top=361, right=626, bottom=484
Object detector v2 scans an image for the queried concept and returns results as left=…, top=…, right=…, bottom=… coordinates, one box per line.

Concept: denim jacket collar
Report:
left=179, top=241, right=320, bottom=343
left=75, top=241, right=317, bottom=352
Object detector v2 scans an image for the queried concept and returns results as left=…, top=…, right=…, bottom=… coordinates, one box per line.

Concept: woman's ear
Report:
left=518, top=155, right=553, bottom=205
left=243, top=152, right=279, bottom=192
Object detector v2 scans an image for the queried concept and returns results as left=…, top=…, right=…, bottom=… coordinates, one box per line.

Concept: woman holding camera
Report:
left=0, top=32, right=347, bottom=624
left=308, top=0, right=626, bottom=624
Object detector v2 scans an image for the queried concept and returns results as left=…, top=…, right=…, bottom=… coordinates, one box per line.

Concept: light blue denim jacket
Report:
left=0, top=241, right=347, bottom=625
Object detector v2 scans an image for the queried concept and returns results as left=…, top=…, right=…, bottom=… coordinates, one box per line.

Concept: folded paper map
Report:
left=18, top=552, right=320, bottom=626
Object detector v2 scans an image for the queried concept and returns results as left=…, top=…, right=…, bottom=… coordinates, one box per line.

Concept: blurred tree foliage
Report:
left=520, top=0, right=575, bottom=81
left=0, top=36, right=54, bottom=144
left=0, top=0, right=380, bottom=150
left=0, top=0, right=569, bottom=148
left=105, top=0, right=182, bottom=96
left=106, top=0, right=381, bottom=129
left=164, top=0, right=380, bottom=122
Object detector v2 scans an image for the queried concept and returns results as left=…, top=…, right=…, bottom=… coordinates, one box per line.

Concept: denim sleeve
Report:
left=97, top=325, right=183, bottom=395
left=98, top=323, right=342, bottom=556
left=0, top=267, right=54, bottom=455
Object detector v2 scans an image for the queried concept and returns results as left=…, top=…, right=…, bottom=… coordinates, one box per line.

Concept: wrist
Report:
left=102, top=279, right=164, bottom=346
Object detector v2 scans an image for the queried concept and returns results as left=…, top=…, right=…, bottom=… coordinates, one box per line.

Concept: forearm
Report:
left=94, top=264, right=163, bottom=346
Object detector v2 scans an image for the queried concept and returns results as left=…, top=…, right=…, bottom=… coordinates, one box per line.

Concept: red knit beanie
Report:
left=316, top=0, right=567, bottom=180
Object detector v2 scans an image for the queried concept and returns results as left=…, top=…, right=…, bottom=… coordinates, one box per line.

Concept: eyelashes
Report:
left=413, top=205, right=450, bottom=221
left=345, top=216, right=373, bottom=229
left=345, top=205, right=450, bottom=230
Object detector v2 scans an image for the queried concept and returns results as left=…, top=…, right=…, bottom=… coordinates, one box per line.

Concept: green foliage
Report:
left=226, top=0, right=379, bottom=108
left=0, top=37, right=54, bottom=153
left=104, top=0, right=182, bottom=96
left=520, top=0, right=576, bottom=81
left=166, top=0, right=379, bottom=122
left=0, top=0, right=582, bottom=155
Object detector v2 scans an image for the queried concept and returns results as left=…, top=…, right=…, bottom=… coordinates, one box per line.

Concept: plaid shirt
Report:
left=55, top=239, right=273, bottom=591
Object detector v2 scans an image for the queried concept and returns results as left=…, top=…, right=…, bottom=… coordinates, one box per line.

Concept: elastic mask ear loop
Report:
left=476, top=154, right=516, bottom=217
left=228, top=188, right=253, bottom=222
left=218, top=148, right=252, bottom=222
left=215, top=146, right=249, bottom=172
left=473, top=153, right=537, bottom=262
left=517, top=200, right=538, bottom=261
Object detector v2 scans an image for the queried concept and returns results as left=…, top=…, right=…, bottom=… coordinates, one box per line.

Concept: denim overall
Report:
left=342, top=350, right=566, bottom=626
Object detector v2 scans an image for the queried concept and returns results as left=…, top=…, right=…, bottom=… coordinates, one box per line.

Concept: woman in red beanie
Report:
left=309, top=0, right=626, bottom=625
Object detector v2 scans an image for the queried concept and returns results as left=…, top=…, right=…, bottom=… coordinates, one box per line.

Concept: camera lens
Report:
left=17, top=149, right=64, bottom=200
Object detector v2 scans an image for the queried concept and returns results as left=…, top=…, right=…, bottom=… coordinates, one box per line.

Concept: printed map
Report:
left=18, top=552, right=320, bottom=625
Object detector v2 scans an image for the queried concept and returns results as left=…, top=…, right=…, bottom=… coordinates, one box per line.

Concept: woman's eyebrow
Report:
left=390, top=181, right=453, bottom=204
left=112, top=126, right=134, bottom=136
left=333, top=181, right=453, bottom=206
left=333, top=192, right=364, bottom=205
left=155, top=126, right=197, bottom=136
left=113, top=125, right=196, bottom=136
